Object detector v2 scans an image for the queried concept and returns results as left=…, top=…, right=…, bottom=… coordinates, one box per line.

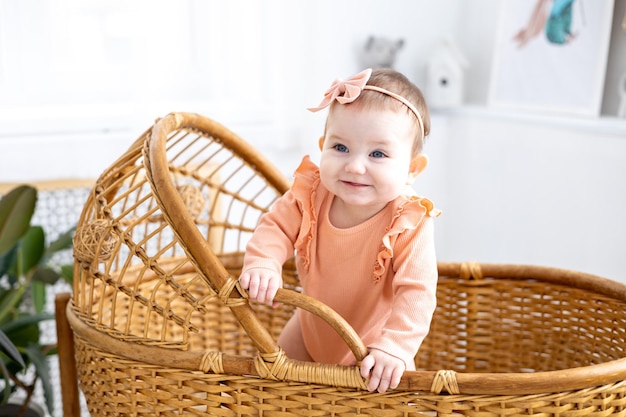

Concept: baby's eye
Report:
left=370, top=150, right=387, bottom=158
left=333, top=144, right=348, bottom=153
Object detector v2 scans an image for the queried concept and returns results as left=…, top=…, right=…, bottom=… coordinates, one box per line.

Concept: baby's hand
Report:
left=360, top=348, right=405, bottom=393
left=239, top=268, right=282, bottom=306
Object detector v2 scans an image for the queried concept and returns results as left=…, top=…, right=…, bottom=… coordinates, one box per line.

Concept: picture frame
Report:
left=489, top=0, right=615, bottom=117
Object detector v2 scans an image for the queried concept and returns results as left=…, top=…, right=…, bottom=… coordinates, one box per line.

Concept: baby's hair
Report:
left=341, top=68, right=430, bottom=157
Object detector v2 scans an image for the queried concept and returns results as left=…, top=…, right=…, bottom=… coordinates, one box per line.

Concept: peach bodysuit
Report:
left=242, top=156, right=439, bottom=367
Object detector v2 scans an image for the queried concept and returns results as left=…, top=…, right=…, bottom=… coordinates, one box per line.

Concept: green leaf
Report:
left=0, top=330, right=24, bottom=368
left=31, top=281, right=47, bottom=314
left=0, top=319, right=40, bottom=350
left=25, top=344, right=54, bottom=415
left=16, top=226, right=45, bottom=278
left=60, top=264, right=74, bottom=284
left=0, top=356, right=14, bottom=405
left=41, top=226, right=75, bottom=264
left=0, top=245, right=18, bottom=279
left=32, top=266, right=60, bottom=285
left=0, top=186, right=37, bottom=255
left=0, top=313, right=52, bottom=335
left=0, top=285, right=26, bottom=326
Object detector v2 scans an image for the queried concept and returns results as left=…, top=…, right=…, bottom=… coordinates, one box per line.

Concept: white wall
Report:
left=422, top=109, right=626, bottom=282
left=1, top=0, right=625, bottom=282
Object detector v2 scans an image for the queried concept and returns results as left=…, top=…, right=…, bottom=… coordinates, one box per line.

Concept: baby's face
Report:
left=319, top=104, right=417, bottom=216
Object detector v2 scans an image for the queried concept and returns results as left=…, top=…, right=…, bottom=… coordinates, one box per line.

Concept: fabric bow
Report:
left=307, top=68, right=372, bottom=112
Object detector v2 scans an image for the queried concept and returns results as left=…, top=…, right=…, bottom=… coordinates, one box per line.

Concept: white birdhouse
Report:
left=425, top=38, right=469, bottom=109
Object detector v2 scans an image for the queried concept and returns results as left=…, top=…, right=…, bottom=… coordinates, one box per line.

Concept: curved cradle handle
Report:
left=145, top=112, right=368, bottom=364
left=274, top=287, right=368, bottom=362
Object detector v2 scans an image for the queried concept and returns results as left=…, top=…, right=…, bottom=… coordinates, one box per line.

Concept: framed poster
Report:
left=489, top=0, right=615, bottom=116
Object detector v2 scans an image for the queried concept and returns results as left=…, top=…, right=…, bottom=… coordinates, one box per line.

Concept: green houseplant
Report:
left=0, top=185, right=74, bottom=417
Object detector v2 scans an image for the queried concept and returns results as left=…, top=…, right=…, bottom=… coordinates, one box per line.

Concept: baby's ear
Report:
left=408, top=154, right=429, bottom=182
left=318, top=136, right=325, bottom=151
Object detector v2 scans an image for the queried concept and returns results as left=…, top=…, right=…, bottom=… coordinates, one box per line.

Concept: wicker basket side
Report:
left=67, top=260, right=626, bottom=417
left=409, top=262, right=626, bottom=395
left=71, top=324, right=626, bottom=417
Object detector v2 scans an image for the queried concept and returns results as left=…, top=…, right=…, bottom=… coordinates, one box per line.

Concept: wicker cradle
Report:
left=56, top=112, right=626, bottom=417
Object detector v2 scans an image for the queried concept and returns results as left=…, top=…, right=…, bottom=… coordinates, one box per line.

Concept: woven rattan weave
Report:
left=62, top=112, right=626, bottom=416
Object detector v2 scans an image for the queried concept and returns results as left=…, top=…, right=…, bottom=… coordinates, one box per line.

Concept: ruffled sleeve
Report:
left=290, top=156, right=323, bottom=272
left=373, top=194, right=441, bottom=283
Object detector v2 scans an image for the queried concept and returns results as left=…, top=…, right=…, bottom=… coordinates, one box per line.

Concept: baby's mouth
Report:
left=341, top=180, right=368, bottom=188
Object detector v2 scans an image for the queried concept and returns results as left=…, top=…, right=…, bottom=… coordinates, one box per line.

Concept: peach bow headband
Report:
left=307, top=68, right=425, bottom=140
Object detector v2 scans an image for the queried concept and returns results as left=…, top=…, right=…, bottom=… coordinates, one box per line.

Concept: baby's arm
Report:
left=239, top=267, right=282, bottom=306
left=362, top=217, right=438, bottom=393
left=360, top=348, right=405, bottom=393
left=241, top=189, right=303, bottom=306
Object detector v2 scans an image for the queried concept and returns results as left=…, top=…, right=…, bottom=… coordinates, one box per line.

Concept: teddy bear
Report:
left=359, top=36, right=404, bottom=69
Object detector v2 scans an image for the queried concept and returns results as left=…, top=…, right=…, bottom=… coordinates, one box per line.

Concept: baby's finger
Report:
left=239, top=274, right=250, bottom=290
left=247, top=276, right=261, bottom=300
left=366, top=362, right=386, bottom=392
left=255, top=277, right=269, bottom=303
left=376, top=367, right=395, bottom=393
left=389, top=368, right=403, bottom=390
left=265, top=279, right=281, bottom=305
left=367, top=372, right=382, bottom=392
left=360, top=355, right=375, bottom=380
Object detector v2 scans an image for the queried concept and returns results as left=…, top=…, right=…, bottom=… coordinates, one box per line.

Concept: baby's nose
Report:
left=345, top=156, right=366, bottom=174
